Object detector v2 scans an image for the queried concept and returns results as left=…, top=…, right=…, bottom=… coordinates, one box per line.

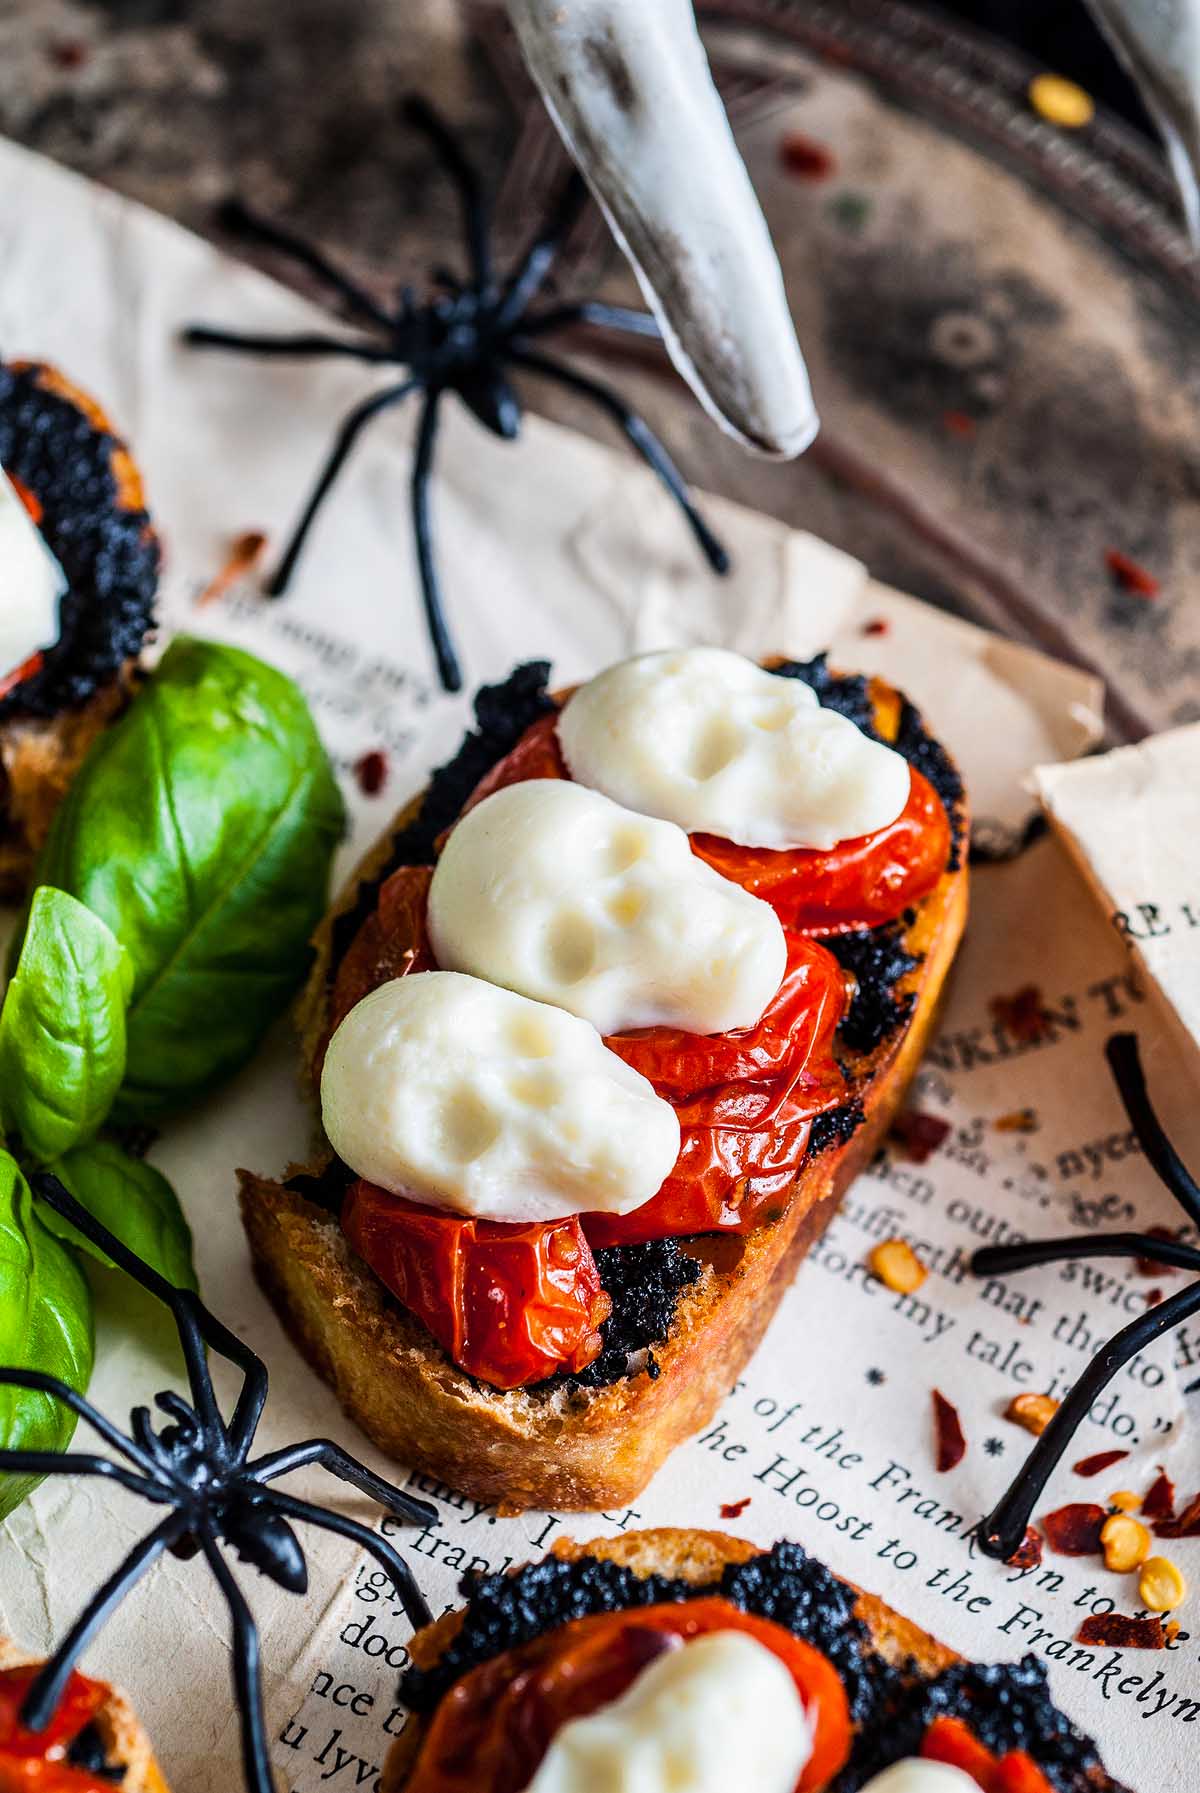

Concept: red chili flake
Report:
left=197, top=530, right=268, bottom=606
left=994, top=1107, right=1038, bottom=1134
left=354, top=749, right=389, bottom=797
left=932, top=1389, right=967, bottom=1472
left=861, top=618, right=890, bottom=637
left=1076, top=1613, right=1165, bottom=1649
left=1142, top=1468, right=1176, bottom=1522
left=1105, top=548, right=1159, bottom=597
left=779, top=131, right=836, bottom=180
left=720, top=1496, right=752, bottom=1519
left=1006, top=1526, right=1044, bottom=1570
left=9, top=476, right=43, bottom=525
left=1040, top=1503, right=1106, bottom=1555
left=1154, top=1488, right=1200, bottom=1539
left=1136, top=1224, right=1181, bottom=1278
left=890, top=1110, right=952, bottom=1164
left=990, top=985, right=1053, bottom=1045
left=1145, top=1287, right=1164, bottom=1307
left=48, top=39, right=88, bottom=69
left=0, top=651, right=45, bottom=703
left=1073, top=1449, right=1129, bottom=1479
left=941, top=410, right=977, bottom=440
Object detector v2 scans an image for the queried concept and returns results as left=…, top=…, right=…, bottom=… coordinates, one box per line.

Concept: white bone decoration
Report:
left=428, top=781, right=787, bottom=1037
left=505, top=0, right=818, bottom=458
left=320, top=970, right=680, bottom=1224
left=558, top=649, right=911, bottom=853
left=0, top=467, right=65, bottom=677
left=525, top=1631, right=813, bottom=1793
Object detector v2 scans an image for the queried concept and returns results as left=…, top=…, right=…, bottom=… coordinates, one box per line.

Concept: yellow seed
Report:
left=1004, top=1392, right=1059, bottom=1436
left=1029, top=73, right=1095, bottom=130
left=868, top=1238, right=926, bottom=1294
left=1100, top=1513, right=1151, bottom=1573
left=1108, top=1490, right=1141, bottom=1512
left=1138, top=1556, right=1187, bottom=1612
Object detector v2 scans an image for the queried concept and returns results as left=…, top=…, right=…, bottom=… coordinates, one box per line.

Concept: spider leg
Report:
left=509, top=348, right=730, bottom=574
left=199, top=1535, right=274, bottom=1793
left=1107, top=1032, right=1200, bottom=1229
left=260, top=1487, right=433, bottom=1631
left=267, top=379, right=419, bottom=600
left=520, top=301, right=661, bottom=341
left=182, top=326, right=396, bottom=364
left=411, top=390, right=463, bottom=694
left=19, top=1511, right=189, bottom=1731
left=0, top=1451, right=165, bottom=1502
left=401, top=96, right=492, bottom=291
left=494, top=173, right=590, bottom=331
left=215, top=198, right=393, bottom=332
left=975, top=1275, right=1200, bottom=1561
left=30, top=1173, right=266, bottom=1463
left=973, top=1232, right=1200, bottom=1280
left=0, top=1367, right=159, bottom=1477
left=245, top=1437, right=438, bottom=1526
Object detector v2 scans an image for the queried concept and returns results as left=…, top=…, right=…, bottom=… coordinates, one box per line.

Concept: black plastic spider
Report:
left=182, top=96, right=730, bottom=695
left=0, top=1170, right=438, bottom=1793
left=972, top=1032, right=1200, bottom=1561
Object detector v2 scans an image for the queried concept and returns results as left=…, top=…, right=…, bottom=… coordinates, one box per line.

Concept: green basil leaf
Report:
left=0, top=1149, right=94, bottom=1521
left=41, top=1138, right=198, bottom=1292
left=0, top=886, right=133, bottom=1162
left=32, top=635, right=344, bottom=1119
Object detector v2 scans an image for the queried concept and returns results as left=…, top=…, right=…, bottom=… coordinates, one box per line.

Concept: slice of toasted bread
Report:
left=239, top=668, right=968, bottom=1513
left=0, top=360, right=159, bottom=898
left=0, top=1638, right=170, bottom=1793
left=382, top=1528, right=1125, bottom=1793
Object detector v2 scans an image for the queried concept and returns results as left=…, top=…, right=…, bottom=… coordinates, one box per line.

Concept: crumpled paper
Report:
left=3, top=136, right=1194, bottom=1793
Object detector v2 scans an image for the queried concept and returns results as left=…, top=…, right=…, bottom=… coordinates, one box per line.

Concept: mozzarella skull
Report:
left=558, top=647, right=911, bottom=852
left=427, top=781, right=787, bottom=1037
left=525, top=1629, right=812, bottom=1793
left=320, top=971, right=680, bottom=1224
left=0, top=467, right=64, bottom=678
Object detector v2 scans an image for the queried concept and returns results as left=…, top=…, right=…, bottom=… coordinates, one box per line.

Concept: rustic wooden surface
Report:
left=3, top=0, right=1199, bottom=752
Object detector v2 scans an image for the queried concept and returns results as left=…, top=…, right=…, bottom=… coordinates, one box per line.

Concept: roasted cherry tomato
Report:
left=461, top=709, right=565, bottom=813
left=0, top=1667, right=111, bottom=1793
left=321, top=864, right=437, bottom=1075
left=341, top=1180, right=611, bottom=1389
left=692, top=768, right=950, bottom=934
left=921, top=1717, right=1054, bottom=1793
left=403, top=1597, right=851, bottom=1793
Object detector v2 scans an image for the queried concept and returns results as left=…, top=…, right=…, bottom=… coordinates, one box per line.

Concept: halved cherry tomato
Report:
left=0, top=1667, right=111, bottom=1793
left=922, top=1716, right=1054, bottom=1793
left=341, top=1180, right=611, bottom=1389
left=692, top=768, right=950, bottom=934
left=403, top=1597, right=851, bottom=1793
left=461, top=709, right=565, bottom=813
left=321, top=864, right=437, bottom=1075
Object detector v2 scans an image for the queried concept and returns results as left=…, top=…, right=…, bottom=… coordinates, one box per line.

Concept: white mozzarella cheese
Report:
left=427, top=781, right=787, bottom=1037
left=524, top=1630, right=812, bottom=1793
left=0, top=467, right=65, bottom=677
left=558, top=647, right=911, bottom=852
left=320, top=970, right=680, bottom=1223
left=860, top=1762, right=981, bottom=1793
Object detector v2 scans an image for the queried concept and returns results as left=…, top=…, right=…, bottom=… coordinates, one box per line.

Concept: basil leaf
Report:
left=33, top=635, right=344, bottom=1118
left=0, top=886, right=133, bottom=1162
left=41, top=1138, right=198, bottom=1292
left=0, top=1150, right=94, bottom=1521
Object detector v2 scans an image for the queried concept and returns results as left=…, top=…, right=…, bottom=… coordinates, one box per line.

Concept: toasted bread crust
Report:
left=380, top=1527, right=958, bottom=1793
left=0, top=1638, right=170, bottom=1793
left=241, top=676, right=968, bottom=1512
left=0, top=362, right=153, bottom=898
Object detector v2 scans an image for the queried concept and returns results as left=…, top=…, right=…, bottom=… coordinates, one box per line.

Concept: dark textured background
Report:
left=935, top=0, right=1148, bottom=132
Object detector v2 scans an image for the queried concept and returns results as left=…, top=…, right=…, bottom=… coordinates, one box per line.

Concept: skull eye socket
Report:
left=508, top=1014, right=556, bottom=1058
left=753, top=700, right=793, bottom=732
left=435, top=1087, right=501, bottom=1162
left=606, top=827, right=650, bottom=873
left=688, top=714, right=742, bottom=781
left=509, top=1072, right=559, bottom=1109
left=545, top=911, right=597, bottom=986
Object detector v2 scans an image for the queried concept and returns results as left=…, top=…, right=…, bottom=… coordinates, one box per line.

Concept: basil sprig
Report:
left=32, top=634, right=345, bottom=1118
left=0, top=1151, right=94, bottom=1521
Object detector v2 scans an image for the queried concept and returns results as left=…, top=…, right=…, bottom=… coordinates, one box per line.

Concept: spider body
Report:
left=972, top=1033, right=1200, bottom=1561
left=183, top=97, right=729, bottom=695
left=0, top=1171, right=437, bottom=1793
